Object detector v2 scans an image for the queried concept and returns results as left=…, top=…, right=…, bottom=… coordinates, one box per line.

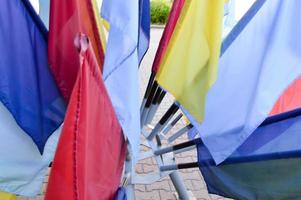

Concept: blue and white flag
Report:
left=0, top=0, right=65, bottom=153
left=0, top=0, right=64, bottom=195
left=101, top=0, right=149, bottom=161
left=186, top=0, right=301, bottom=164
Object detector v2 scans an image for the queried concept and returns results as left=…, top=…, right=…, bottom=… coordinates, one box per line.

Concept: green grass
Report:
left=150, top=0, right=172, bottom=24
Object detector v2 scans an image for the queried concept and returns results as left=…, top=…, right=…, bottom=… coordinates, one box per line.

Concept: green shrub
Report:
left=151, top=0, right=171, bottom=24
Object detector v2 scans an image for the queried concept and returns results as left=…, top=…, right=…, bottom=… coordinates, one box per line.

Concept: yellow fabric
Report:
left=91, top=0, right=107, bottom=50
left=156, top=0, right=224, bottom=122
left=103, top=19, right=110, bottom=31
left=0, top=192, right=16, bottom=200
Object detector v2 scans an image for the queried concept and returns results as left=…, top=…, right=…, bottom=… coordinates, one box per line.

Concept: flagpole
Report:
left=147, top=103, right=179, bottom=140
left=140, top=71, right=156, bottom=114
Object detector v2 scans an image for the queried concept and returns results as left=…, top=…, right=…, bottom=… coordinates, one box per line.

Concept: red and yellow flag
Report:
left=156, top=0, right=224, bottom=122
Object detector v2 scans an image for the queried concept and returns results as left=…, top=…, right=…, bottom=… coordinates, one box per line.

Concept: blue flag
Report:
left=184, top=0, right=301, bottom=164
left=101, top=0, right=149, bottom=161
left=138, top=0, right=150, bottom=63
left=198, top=108, right=301, bottom=200
left=0, top=0, right=65, bottom=153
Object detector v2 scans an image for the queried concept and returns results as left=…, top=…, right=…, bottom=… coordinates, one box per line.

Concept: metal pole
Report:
left=169, top=171, right=190, bottom=200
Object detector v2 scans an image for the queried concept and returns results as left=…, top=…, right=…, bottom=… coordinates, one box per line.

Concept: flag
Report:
left=0, top=192, right=16, bottom=200
left=0, top=103, right=61, bottom=196
left=0, top=0, right=63, bottom=195
left=45, top=35, right=126, bottom=200
left=101, top=0, right=144, bottom=161
left=39, top=0, right=50, bottom=28
left=0, top=0, right=65, bottom=153
left=187, top=0, right=301, bottom=164
left=152, top=0, right=185, bottom=73
left=156, top=0, right=225, bottom=122
left=138, top=0, right=151, bottom=63
left=49, top=0, right=105, bottom=101
left=197, top=107, right=301, bottom=200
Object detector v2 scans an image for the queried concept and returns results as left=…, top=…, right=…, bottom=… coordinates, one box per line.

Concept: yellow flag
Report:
left=156, top=0, right=224, bottom=122
left=0, top=191, right=16, bottom=200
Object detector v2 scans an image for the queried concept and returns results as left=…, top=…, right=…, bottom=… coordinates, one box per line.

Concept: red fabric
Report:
left=152, top=0, right=185, bottom=73
left=270, top=76, right=301, bottom=116
left=48, top=0, right=104, bottom=101
left=45, top=41, right=126, bottom=200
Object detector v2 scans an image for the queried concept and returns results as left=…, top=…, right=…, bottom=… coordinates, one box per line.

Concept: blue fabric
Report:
left=101, top=0, right=141, bottom=162
left=197, top=107, right=301, bottom=200
left=0, top=0, right=65, bottom=153
left=138, top=0, right=150, bottom=63
left=184, top=0, right=301, bottom=164
left=115, top=187, right=127, bottom=200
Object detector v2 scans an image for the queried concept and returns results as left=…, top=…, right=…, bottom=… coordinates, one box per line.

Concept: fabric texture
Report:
left=156, top=0, right=224, bottom=122
left=138, top=0, right=150, bottom=63
left=186, top=0, right=301, bottom=164
left=45, top=37, right=126, bottom=200
left=101, top=0, right=143, bottom=161
left=48, top=0, right=105, bottom=101
left=152, top=0, right=185, bottom=73
left=0, top=0, right=65, bottom=153
left=198, top=108, right=301, bottom=200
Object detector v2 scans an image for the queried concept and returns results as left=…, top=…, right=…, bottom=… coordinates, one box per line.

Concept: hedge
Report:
left=150, top=0, right=172, bottom=24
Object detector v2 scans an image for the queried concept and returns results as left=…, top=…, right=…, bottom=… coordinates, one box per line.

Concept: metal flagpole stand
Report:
left=125, top=122, right=191, bottom=199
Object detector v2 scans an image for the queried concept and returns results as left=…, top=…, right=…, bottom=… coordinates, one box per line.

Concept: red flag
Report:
left=48, top=0, right=105, bottom=101
left=45, top=36, right=126, bottom=200
left=152, top=0, right=185, bottom=73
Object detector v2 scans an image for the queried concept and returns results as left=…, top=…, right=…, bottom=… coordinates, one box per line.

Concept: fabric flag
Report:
left=187, top=0, right=301, bottom=164
left=49, top=0, right=105, bottom=101
left=156, top=0, right=224, bottom=122
left=152, top=0, right=185, bottom=73
left=101, top=0, right=142, bottom=161
left=138, top=0, right=150, bottom=63
left=197, top=108, right=301, bottom=200
left=39, top=0, right=50, bottom=28
left=0, top=192, right=16, bottom=200
left=0, top=0, right=65, bottom=153
left=0, top=0, right=63, bottom=196
left=45, top=36, right=126, bottom=200
left=114, top=187, right=127, bottom=200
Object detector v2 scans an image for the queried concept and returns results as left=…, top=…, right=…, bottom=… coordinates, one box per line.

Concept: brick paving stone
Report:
left=159, top=190, right=177, bottom=200
left=135, top=190, right=161, bottom=200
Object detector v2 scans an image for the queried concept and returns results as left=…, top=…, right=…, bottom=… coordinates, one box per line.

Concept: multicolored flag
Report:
left=197, top=107, right=301, bottom=200
left=48, top=0, right=105, bottom=101
left=45, top=35, right=126, bottom=200
left=156, top=0, right=225, bottom=122
left=101, top=0, right=148, bottom=161
left=0, top=0, right=63, bottom=196
left=152, top=0, right=185, bottom=73
left=187, top=0, right=301, bottom=164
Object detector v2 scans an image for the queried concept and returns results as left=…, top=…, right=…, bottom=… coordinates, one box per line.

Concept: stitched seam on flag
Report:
left=73, top=72, right=82, bottom=200
left=103, top=45, right=137, bottom=81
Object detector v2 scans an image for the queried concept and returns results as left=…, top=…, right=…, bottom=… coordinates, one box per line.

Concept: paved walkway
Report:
left=18, top=28, right=230, bottom=200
